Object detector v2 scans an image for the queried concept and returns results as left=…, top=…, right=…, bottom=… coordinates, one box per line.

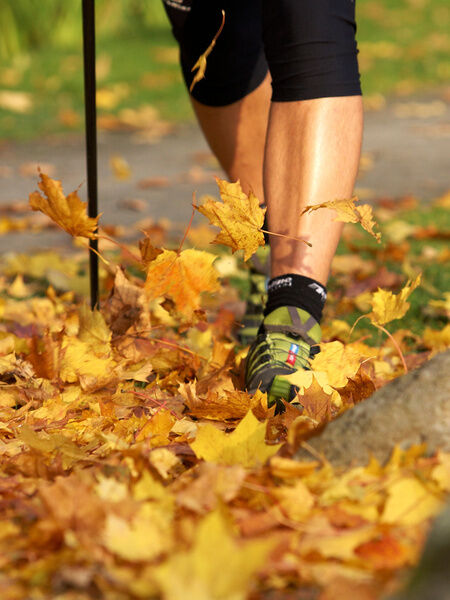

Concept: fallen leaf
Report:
left=422, top=324, right=450, bottom=353
left=299, top=525, right=377, bottom=561
left=431, top=454, right=450, bottom=492
left=381, top=477, right=443, bottom=526
left=393, top=100, right=446, bottom=118
left=191, top=410, right=281, bottom=468
left=176, top=463, right=246, bottom=513
left=59, top=337, right=116, bottom=391
left=149, top=447, right=180, bottom=479
left=58, top=108, right=80, bottom=127
left=355, top=533, right=415, bottom=570
left=137, top=176, right=170, bottom=189
left=103, top=502, right=173, bottom=561
left=274, top=480, right=314, bottom=521
left=153, top=509, right=273, bottom=600
left=0, top=90, right=33, bottom=113
left=110, top=155, right=131, bottom=180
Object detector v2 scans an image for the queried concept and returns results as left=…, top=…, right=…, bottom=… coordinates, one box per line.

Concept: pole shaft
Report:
left=82, top=0, right=99, bottom=309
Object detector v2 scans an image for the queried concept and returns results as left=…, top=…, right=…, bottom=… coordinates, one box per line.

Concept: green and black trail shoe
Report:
left=237, top=246, right=270, bottom=346
left=245, top=305, right=322, bottom=409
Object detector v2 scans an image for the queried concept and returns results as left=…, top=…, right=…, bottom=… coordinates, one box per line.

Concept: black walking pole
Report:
left=82, top=0, right=99, bottom=309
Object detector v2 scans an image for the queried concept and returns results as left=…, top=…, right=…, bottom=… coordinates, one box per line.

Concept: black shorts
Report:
left=162, top=0, right=362, bottom=106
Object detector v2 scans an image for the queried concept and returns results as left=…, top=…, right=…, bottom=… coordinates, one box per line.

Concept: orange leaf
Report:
left=355, top=533, right=414, bottom=570
left=145, top=248, right=219, bottom=318
left=29, top=172, right=100, bottom=238
left=299, top=378, right=332, bottom=425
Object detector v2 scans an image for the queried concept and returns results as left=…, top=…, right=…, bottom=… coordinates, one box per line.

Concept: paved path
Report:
left=0, top=96, right=448, bottom=254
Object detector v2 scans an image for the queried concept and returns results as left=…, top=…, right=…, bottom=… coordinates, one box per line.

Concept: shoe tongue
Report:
left=263, top=306, right=322, bottom=344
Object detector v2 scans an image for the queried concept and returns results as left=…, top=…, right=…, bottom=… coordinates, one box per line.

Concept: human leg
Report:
left=163, top=0, right=269, bottom=198
left=265, top=96, right=363, bottom=285
left=191, top=74, right=271, bottom=201
left=245, top=0, right=363, bottom=404
left=163, top=0, right=272, bottom=344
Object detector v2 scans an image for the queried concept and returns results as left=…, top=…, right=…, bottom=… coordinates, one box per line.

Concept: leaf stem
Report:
left=260, top=228, right=312, bottom=247
left=79, top=239, right=110, bottom=266
left=372, top=322, right=408, bottom=374
left=177, top=202, right=196, bottom=255
left=95, top=234, right=141, bottom=263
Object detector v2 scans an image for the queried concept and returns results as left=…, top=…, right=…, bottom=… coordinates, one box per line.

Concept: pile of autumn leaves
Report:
left=0, top=173, right=448, bottom=600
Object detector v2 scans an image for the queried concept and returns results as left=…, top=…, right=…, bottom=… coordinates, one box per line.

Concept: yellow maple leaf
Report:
left=133, top=470, right=174, bottom=503
left=135, top=410, right=176, bottom=446
left=310, top=341, right=363, bottom=389
left=78, top=305, right=112, bottom=353
left=366, top=274, right=421, bottom=325
left=153, top=509, right=273, bottom=600
left=299, top=525, right=377, bottom=561
left=301, top=197, right=381, bottom=242
left=196, top=178, right=266, bottom=261
left=429, top=292, right=450, bottom=316
left=191, top=410, right=281, bottom=468
left=149, top=447, right=180, bottom=479
left=273, top=480, right=314, bottom=521
left=422, top=324, right=450, bottom=353
left=59, top=337, right=117, bottom=391
left=283, top=369, right=341, bottom=408
left=190, top=11, right=225, bottom=92
left=381, top=477, right=443, bottom=526
left=269, top=456, right=319, bottom=479
left=145, top=248, right=219, bottom=318
left=431, top=454, right=450, bottom=492
left=103, top=502, right=173, bottom=561
left=29, top=172, right=100, bottom=238
left=18, top=426, right=88, bottom=469
left=95, top=475, right=128, bottom=502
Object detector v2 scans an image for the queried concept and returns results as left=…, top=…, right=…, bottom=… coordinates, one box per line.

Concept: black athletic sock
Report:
left=264, top=273, right=327, bottom=323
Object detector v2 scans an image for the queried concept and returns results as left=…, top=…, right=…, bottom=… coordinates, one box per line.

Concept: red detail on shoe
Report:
left=286, top=343, right=299, bottom=366
left=286, top=352, right=296, bottom=366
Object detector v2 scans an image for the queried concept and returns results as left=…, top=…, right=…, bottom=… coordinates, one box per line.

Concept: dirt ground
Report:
left=0, top=95, right=448, bottom=254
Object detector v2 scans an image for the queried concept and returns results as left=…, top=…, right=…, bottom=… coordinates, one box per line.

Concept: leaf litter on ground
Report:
left=0, top=173, right=448, bottom=599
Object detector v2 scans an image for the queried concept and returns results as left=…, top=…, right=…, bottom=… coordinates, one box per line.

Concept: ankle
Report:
left=264, top=273, right=327, bottom=323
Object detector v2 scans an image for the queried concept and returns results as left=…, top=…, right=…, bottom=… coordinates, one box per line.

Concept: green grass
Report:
left=0, top=28, right=190, bottom=141
left=329, top=203, right=450, bottom=343
left=0, top=0, right=449, bottom=140
left=357, top=0, right=450, bottom=97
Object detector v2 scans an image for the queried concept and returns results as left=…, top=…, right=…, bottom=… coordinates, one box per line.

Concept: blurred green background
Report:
left=0, top=0, right=449, bottom=140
